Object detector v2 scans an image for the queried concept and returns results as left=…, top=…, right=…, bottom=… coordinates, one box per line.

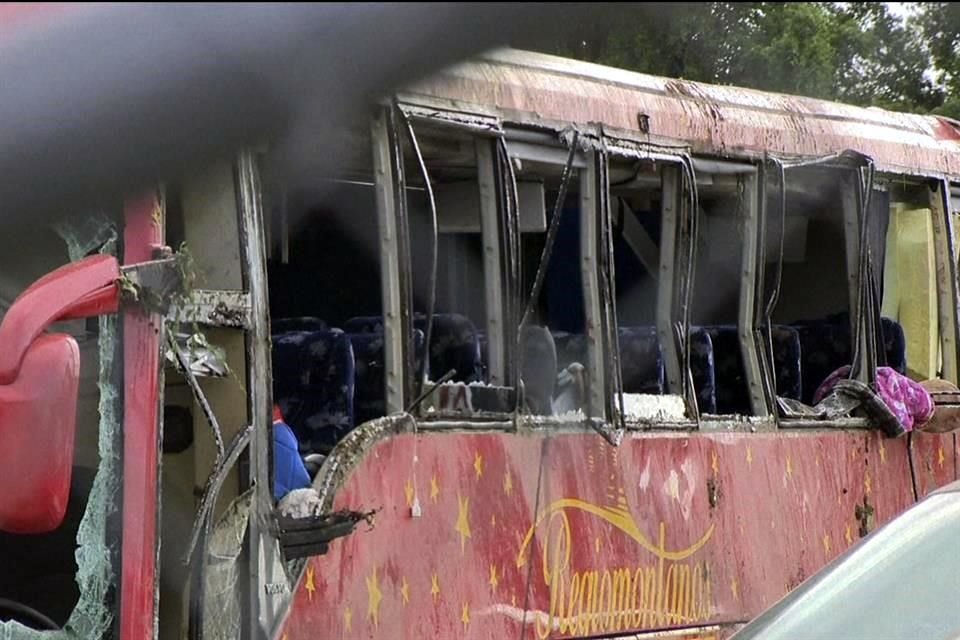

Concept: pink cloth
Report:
left=813, top=366, right=934, bottom=432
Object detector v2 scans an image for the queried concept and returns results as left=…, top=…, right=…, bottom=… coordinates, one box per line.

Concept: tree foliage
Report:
left=524, top=2, right=952, bottom=117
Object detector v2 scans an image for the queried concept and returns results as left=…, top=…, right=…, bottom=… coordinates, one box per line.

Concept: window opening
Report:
left=688, top=161, right=767, bottom=417
left=263, top=141, right=383, bottom=459
left=606, top=156, right=694, bottom=423
left=512, top=134, right=598, bottom=420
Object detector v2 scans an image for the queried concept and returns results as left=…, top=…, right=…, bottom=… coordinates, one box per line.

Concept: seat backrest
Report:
left=520, top=325, right=557, bottom=414
left=767, top=325, right=803, bottom=402
left=791, top=319, right=852, bottom=406
left=271, top=328, right=355, bottom=454
left=880, top=317, right=907, bottom=374
left=696, top=325, right=802, bottom=414
left=413, top=313, right=483, bottom=383
left=617, top=326, right=664, bottom=395
left=556, top=327, right=717, bottom=413
left=349, top=329, right=426, bottom=424
left=343, top=315, right=382, bottom=334
left=698, top=326, right=748, bottom=414
left=792, top=314, right=907, bottom=405
left=272, top=317, right=327, bottom=334
left=689, top=328, right=717, bottom=414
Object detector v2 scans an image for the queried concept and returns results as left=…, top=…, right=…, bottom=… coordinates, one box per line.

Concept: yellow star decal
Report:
left=343, top=607, right=352, bottom=632
left=864, top=470, right=872, bottom=495
left=430, top=475, right=440, bottom=502
left=938, top=446, right=945, bottom=469
left=503, top=470, right=513, bottom=496
left=730, top=577, right=739, bottom=601
left=489, top=564, right=499, bottom=592
left=711, top=450, right=719, bottom=474
left=400, top=576, right=410, bottom=605
left=305, top=565, right=316, bottom=601
left=474, top=452, right=484, bottom=479
left=785, top=455, right=793, bottom=477
left=822, top=533, right=832, bottom=554
left=845, top=524, right=853, bottom=545
left=366, top=567, right=383, bottom=628
left=461, top=602, right=471, bottom=629
left=404, top=478, right=415, bottom=508
left=454, top=495, right=472, bottom=552
left=431, top=573, right=441, bottom=600
left=746, top=446, right=753, bottom=467
left=879, top=441, right=887, bottom=464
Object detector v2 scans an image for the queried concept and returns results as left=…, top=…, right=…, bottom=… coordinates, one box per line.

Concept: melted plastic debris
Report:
left=277, top=488, right=323, bottom=519
left=165, top=331, right=230, bottom=378
left=204, top=489, right=253, bottom=640
left=621, top=394, right=687, bottom=422
left=1, top=221, right=120, bottom=638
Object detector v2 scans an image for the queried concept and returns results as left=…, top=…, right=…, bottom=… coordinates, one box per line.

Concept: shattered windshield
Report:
left=0, top=215, right=122, bottom=639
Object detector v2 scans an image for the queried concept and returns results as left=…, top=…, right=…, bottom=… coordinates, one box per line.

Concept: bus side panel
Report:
left=275, top=428, right=956, bottom=639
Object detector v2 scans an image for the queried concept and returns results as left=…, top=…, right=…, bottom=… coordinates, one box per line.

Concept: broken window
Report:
left=689, top=159, right=767, bottom=417
left=510, top=131, right=593, bottom=418
left=878, top=178, right=958, bottom=384
left=605, top=154, right=692, bottom=423
left=0, top=215, right=121, bottom=638
left=262, top=134, right=384, bottom=456
left=762, top=158, right=875, bottom=419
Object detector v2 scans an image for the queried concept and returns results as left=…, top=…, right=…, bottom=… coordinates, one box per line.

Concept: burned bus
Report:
left=2, top=42, right=960, bottom=640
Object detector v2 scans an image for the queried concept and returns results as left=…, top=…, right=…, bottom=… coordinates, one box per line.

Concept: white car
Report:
left=732, top=480, right=960, bottom=640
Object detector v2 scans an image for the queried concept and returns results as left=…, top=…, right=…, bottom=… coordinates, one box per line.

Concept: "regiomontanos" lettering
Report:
left=516, top=502, right=714, bottom=638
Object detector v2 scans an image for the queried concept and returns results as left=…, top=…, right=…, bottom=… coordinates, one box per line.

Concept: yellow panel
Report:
left=885, top=203, right=939, bottom=380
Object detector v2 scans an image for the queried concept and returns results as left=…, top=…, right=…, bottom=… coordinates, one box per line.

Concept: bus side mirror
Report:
left=0, top=255, right=120, bottom=533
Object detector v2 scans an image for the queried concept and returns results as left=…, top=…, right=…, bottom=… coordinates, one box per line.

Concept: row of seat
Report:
left=271, top=312, right=907, bottom=453
left=271, top=314, right=483, bottom=454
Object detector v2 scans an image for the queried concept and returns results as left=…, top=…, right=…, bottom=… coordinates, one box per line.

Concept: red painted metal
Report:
left=0, top=254, right=121, bottom=534
left=276, top=427, right=957, bottom=639
left=120, top=193, right=163, bottom=640
left=0, top=254, right=119, bottom=384
left=0, top=334, right=79, bottom=533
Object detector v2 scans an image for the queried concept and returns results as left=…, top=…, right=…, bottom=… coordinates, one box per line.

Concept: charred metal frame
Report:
left=476, top=140, right=507, bottom=384
left=581, top=150, right=607, bottom=419
left=236, top=150, right=278, bottom=639
left=930, top=179, right=960, bottom=383
left=841, top=170, right=870, bottom=383
left=735, top=167, right=769, bottom=417
left=371, top=108, right=409, bottom=415
left=657, top=166, right=685, bottom=400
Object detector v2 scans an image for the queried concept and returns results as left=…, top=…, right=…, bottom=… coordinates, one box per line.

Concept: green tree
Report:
left=525, top=2, right=941, bottom=115
left=918, top=2, right=960, bottom=118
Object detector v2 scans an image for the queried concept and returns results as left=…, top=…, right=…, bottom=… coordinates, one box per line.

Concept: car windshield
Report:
left=732, top=489, right=960, bottom=640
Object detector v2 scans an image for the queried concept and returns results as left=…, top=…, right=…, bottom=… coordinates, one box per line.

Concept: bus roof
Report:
left=406, top=48, right=960, bottom=178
